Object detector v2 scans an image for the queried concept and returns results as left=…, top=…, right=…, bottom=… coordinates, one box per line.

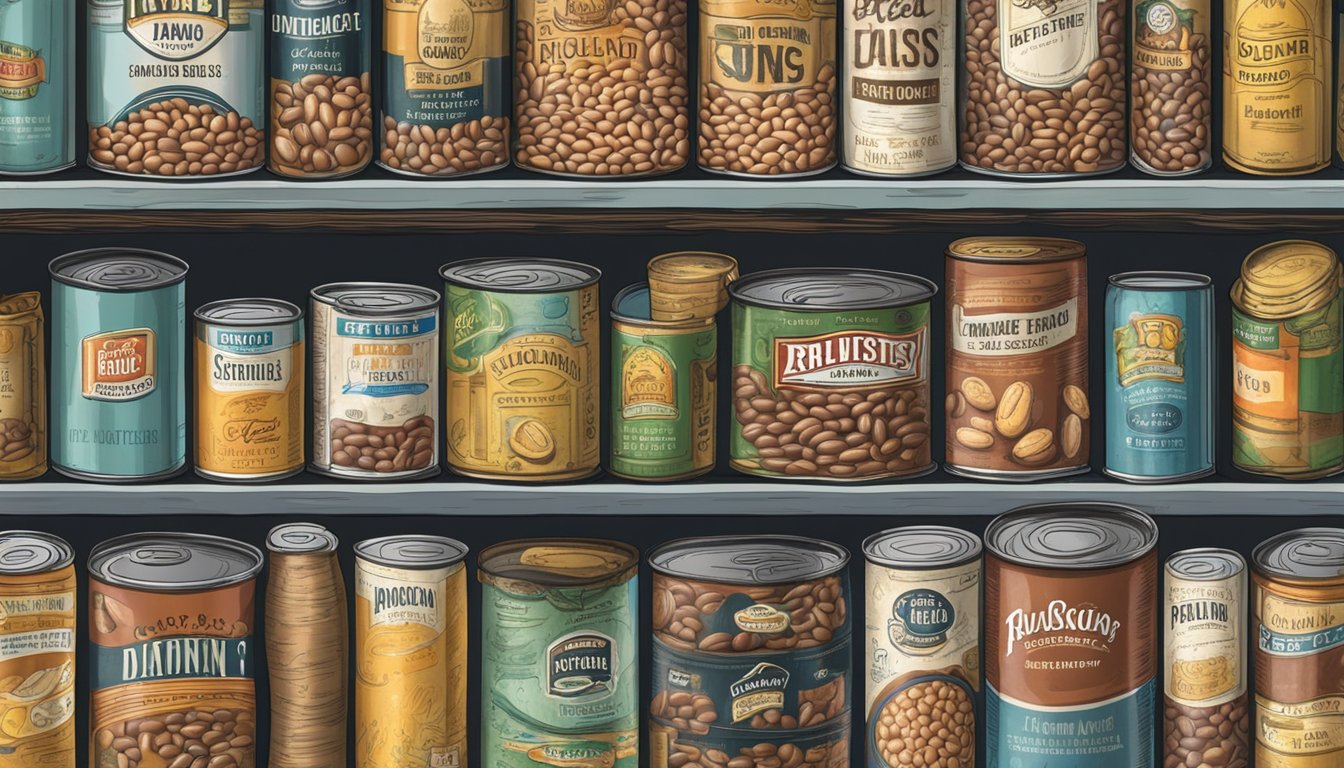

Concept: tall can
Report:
left=355, top=535, right=468, bottom=768
left=1130, top=0, right=1212, bottom=175
left=0, top=531, right=75, bottom=768
left=1230, top=241, right=1344, bottom=479
left=1105, top=272, right=1215, bottom=483
left=441, top=259, right=602, bottom=481
left=269, top=0, right=373, bottom=179
left=1164, top=549, right=1249, bottom=768
left=195, top=299, right=306, bottom=482
left=0, top=0, right=73, bottom=174
left=864, top=527, right=980, bottom=768
left=0, top=292, right=44, bottom=480
left=946, top=238, right=1090, bottom=480
left=311, top=282, right=441, bottom=480
left=49, top=249, right=188, bottom=482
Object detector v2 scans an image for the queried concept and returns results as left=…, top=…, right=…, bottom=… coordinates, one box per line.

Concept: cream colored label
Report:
left=997, top=0, right=1098, bottom=88
left=0, top=593, right=76, bottom=664
left=356, top=560, right=452, bottom=632
left=951, top=298, right=1079, bottom=356
left=1234, top=358, right=1285, bottom=404
left=1165, top=574, right=1244, bottom=707
left=702, top=0, right=837, bottom=95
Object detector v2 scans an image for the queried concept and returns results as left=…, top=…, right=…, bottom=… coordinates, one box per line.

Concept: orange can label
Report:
left=81, top=329, right=156, bottom=401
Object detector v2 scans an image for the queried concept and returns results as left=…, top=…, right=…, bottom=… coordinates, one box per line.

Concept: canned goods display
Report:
left=1105, top=272, right=1215, bottom=483
left=442, top=259, right=602, bottom=481
left=1129, top=0, right=1212, bottom=175
left=1230, top=241, right=1344, bottom=479
left=194, top=299, right=305, bottom=482
left=863, top=527, right=979, bottom=768
left=0, top=532, right=75, bottom=767
left=729, top=269, right=935, bottom=481
left=945, top=237, right=1090, bottom=480
left=89, top=533, right=263, bottom=768
left=356, top=535, right=468, bottom=768
left=49, top=249, right=188, bottom=482
left=1165, top=549, right=1249, bottom=768
left=646, top=251, right=739, bottom=324
left=985, top=503, right=1159, bottom=768
left=0, top=0, right=73, bottom=175
left=311, top=282, right=441, bottom=480
left=0, top=292, right=44, bottom=481
left=86, top=0, right=264, bottom=177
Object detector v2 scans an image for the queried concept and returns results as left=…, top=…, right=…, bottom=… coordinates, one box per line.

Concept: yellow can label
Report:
left=701, top=0, right=837, bottom=96
left=0, top=567, right=75, bottom=766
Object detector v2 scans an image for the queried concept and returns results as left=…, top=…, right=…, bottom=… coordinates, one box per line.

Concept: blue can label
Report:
left=0, top=1, right=73, bottom=173
left=987, top=678, right=1157, bottom=768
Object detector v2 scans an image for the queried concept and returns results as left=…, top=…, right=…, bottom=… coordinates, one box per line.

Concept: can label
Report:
left=1167, top=574, right=1243, bottom=706
left=0, top=2, right=72, bottom=173
left=0, top=568, right=75, bottom=765
left=0, top=293, right=45, bottom=479
left=701, top=0, right=837, bottom=95
left=1130, top=0, right=1211, bottom=174
left=1254, top=583, right=1344, bottom=767
left=997, top=0, right=1097, bottom=88
left=81, top=328, right=156, bottom=402
left=548, top=632, right=616, bottom=698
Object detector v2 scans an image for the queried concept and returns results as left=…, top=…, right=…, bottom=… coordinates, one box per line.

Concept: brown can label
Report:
left=81, top=328, right=156, bottom=402
left=0, top=293, right=45, bottom=479
left=0, top=566, right=75, bottom=766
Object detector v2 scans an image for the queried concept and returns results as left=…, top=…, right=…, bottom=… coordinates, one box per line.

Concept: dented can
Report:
left=0, top=0, right=74, bottom=174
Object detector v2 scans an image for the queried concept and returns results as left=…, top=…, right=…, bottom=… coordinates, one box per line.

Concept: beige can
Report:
left=0, top=293, right=44, bottom=480
left=646, top=252, right=739, bottom=323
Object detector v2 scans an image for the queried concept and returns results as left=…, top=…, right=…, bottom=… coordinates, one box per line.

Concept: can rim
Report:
left=648, top=534, right=851, bottom=584
left=354, top=535, right=469, bottom=570
left=439, top=257, right=602, bottom=292
left=1253, top=527, right=1344, bottom=582
left=862, top=526, right=983, bottom=569
left=267, top=523, right=339, bottom=554
left=49, top=248, right=189, bottom=291
left=727, top=268, right=937, bottom=310
left=945, top=236, right=1085, bottom=264
left=0, top=531, right=75, bottom=574
left=1165, top=547, right=1246, bottom=580
left=195, top=297, right=305, bottom=325
left=646, top=251, right=740, bottom=283
left=985, top=502, right=1159, bottom=570
left=89, top=532, right=265, bottom=592
left=610, top=282, right=715, bottom=328
left=1108, top=271, right=1212, bottom=290
left=310, top=282, right=441, bottom=315
left=477, top=538, right=638, bottom=586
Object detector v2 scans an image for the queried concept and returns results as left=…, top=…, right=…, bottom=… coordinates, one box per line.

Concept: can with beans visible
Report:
left=864, top=527, right=979, bottom=768
left=87, top=0, right=265, bottom=178
left=89, top=533, right=263, bottom=768
left=729, top=269, right=935, bottom=481
left=49, top=249, right=188, bottom=482
left=442, top=259, right=602, bottom=481
left=0, top=532, right=75, bottom=768
left=1130, top=0, right=1212, bottom=175
left=1105, top=272, right=1215, bottom=483
left=479, top=539, right=639, bottom=768
left=1165, top=549, right=1249, bottom=768
left=311, top=282, right=440, bottom=480
left=1230, top=241, right=1344, bottom=479
left=646, top=251, right=739, bottom=324
left=946, top=238, right=1090, bottom=480
left=0, top=292, right=44, bottom=480
left=985, top=502, right=1159, bottom=768
left=194, top=299, right=305, bottom=483
left=0, top=0, right=73, bottom=175
left=652, top=716, right=851, bottom=768
left=355, top=535, right=468, bottom=768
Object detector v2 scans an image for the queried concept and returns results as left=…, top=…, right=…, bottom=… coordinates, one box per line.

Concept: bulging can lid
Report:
left=90, top=533, right=264, bottom=592
left=985, top=502, right=1158, bottom=570
left=0, top=531, right=74, bottom=574
left=355, top=535, right=468, bottom=570
left=1253, top=528, right=1344, bottom=581
left=267, top=523, right=338, bottom=554
left=863, top=526, right=982, bottom=570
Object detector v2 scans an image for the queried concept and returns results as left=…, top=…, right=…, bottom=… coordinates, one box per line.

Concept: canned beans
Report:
left=1130, top=0, right=1211, bottom=175
left=653, top=572, right=847, bottom=652
left=94, top=708, right=256, bottom=768
left=1164, top=702, right=1249, bottom=768
left=93, top=99, right=264, bottom=177
left=873, top=679, right=974, bottom=768
left=329, top=416, right=435, bottom=473
left=665, top=733, right=849, bottom=768
left=382, top=116, right=507, bottom=176
left=273, top=74, right=374, bottom=175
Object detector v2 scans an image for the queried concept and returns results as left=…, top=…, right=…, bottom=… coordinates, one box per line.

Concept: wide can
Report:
left=1129, top=0, right=1212, bottom=175
left=985, top=503, right=1159, bottom=768
left=1105, top=272, right=1215, bottom=482
left=0, top=0, right=73, bottom=174
left=0, top=292, right=44, bottom=480
left=355, top=535, right=468, bottom=768
left=442, top=259, right=602, bottom=481
left=89, top=533, right=264, bottom=768
left=729, top=269, right=935, bottom=481
left=1230, top=241, right=1344, bottom=479
left=49, top=249, right=188, bottom=482
left=311, top=282, right=441, bottom=480
left=945, top=237, right=1090, bottom=480
left=194, top=299, right=305, bottom=482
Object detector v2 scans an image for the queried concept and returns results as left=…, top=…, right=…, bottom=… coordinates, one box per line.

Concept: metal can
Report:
left=49, top=249, right=188, bottom=482
left=1105, top=272, right=1215, bottom=483
left=269, top=0, right=372, bottom=179
left=1164, top=549, right=1249, bottom=768
left=1230, top=241, right=1344, bottom=479
left=355, top=535, right=468, bottom=768
left=0, top=292, right=44, bottom=480
left=441, top=259, right=602, bottom=481
left=87, top=0, right=265, bottom=178
left=194, top=299, right=305, bottom=482
left=1130, top=0, right=1212, bottom=175
left=646, top=251, right=739, bottom=324
left=985, top=502, right=1159, bottom=768
left=0, top=531, right=75, bottom=768
left=945, top=237, right=1090, bottom=480
left=863, top=527, right=980, bottom=768
left=89, top=533, right=263, bottom=768
left=311, top=282, right=441, bottom=480
left=729, top=269, right=935, bottom=481
left=479, top=539, right=639, bottom=768
left=0, top=0, right=73, bottom=175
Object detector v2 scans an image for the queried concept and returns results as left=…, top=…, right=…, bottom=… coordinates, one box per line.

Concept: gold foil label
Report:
left=387, top=0, right=508, bottom=94
left=1115, top=313, right=1185, bottom=387
left=1256, top=695, right=1344, bottom=758
left=621, top=346, right=677, bottom=419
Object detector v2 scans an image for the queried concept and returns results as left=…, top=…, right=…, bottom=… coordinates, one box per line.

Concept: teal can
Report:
left=49, top=249, right=188, bottom=482
left=0, top=0, right=74, bottom=174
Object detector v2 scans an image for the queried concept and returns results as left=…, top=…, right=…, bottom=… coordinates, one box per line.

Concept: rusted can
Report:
left=0, top=292, right=44, bottom=480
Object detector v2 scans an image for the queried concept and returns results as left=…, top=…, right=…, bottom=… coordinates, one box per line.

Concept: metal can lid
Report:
left=1241, top=241, right=1338, bottom=293
left=1253, top=528, right=1344, bottom=581
left=728, top=268, right=936, bottom=311
left=90, top=533, right=264, bottom=592
left=355, top=535, right=468, bottom=570
left=649, top=535, right=849, bottom=585
left=311, top=282, right=441, bottom=316
left=647, top=252, right=740, bottom=283
left=50, top=249, right=189, bottom=291
left=1108, top=272, right=1212, bottom=291
left=1167, top=548, right=1245, bottom=581
left=267, top=523, right=338, bottom=554
left=196, top=298, right=304, bottom=326
left=0, top=531, right=74, bottom=574
left=478, top=539, right=637, bottom=587
left=863, top=526, right=982, bottom=570
left=946, top=237, right=1085, bottom=263
left=985, top=503, right=1159, bottom=570
left=440, top=258, right=602, bottom=292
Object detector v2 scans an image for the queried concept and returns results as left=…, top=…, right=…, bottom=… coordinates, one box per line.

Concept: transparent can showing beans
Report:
left=0, top=292, right=44, bottom=480
left=1129, top=0, right=1211, bottom=175
left=0, top=0, right=74, bottom=175
left=652, top=716, right=851, bottom=768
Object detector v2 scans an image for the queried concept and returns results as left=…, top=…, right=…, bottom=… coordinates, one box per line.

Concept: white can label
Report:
left=997, top=0, right=1098, bottom=88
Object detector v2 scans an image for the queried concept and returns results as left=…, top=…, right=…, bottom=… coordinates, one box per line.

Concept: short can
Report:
left=1130, top=0, right=1212, bottom=175
left=194, top=299, right=305, bottom=482
left=310, top=282, right=441, bottom=480
left=945, top=237, right=1090, bottom=480
left=355, top=535, right=469, bottom=768
left=0, top=292, right=44, bottom=480
left=1164, top=549, right=1249, bottom=768
left=985, top=502, right=1159, bottom=768
left=0, top=531, right=75, bottom=767
left=87, top=0, right=265, bottom=178
left=863, top=526, right=980, bottom=768
left=1230, top=241, right=1344, bottom=479
left=49, top=249, right=188, bottom=482
left=1105, top=272, right=1216, bottom=483
left=651, top=714, right=850, bottom=768
left=729, top=269, right=935, bottom=482
left=89, top=533, right=264, bottom=768
left=0, top=0, right=73, bottom=174
left=646, top=251, right=739, bottom=324
left=441, top=259, right=602, bottom=481
left=270, top=0, right=373, bottom=179
left=479, top=539, right=639, bottom=768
